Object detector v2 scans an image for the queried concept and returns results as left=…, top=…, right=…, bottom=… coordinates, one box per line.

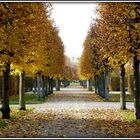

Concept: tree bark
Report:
left=120, top=64, right=126, bottom=110
left=98, top=76, right=103, bottom=97
left=104, top=70, right=109, bottom=101
left=87, top=80, right=89, bottom=89
left=98, top=76, right=101, bottom=96
left=45, top=77, right=49, bottom=96
left=81, top=81, right=83, bottom=87
left=102, top=75, right=105, bottom=98
left=101, top=76, right=104, bottom=98
left=80, top=80, right=82, bottom=86
left=19, top=71, right=26, bottom=110
left=0, top=62, right=10, bottom=119
left=83, top=80, right=87, bottom=88
left=133, top=56, right=140, bottom=119
left=50, top=77, right=53, bottom=94
left=128, top=74, right=134, bottom=95
left=63, top=80, right=67, bottom=88
left=37, top=74, right=41, bottom=100
left=56, top=78, right=60, bottom=91
left=48, top=77, right=51, bottom=95
left=88, top=79, right=92, bottom=91
left=42, top=76, right=45, bottom=99
left=94, top=76, right=98, bottom=94
left=97, top=76, right=101, bottom=96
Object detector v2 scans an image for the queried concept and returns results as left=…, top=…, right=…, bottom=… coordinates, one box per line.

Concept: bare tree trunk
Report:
left=63, top=79, right=67, bottom=87
left=50, top=77, right=53, bottom=94
left=120, top=64, right=126, bottom=110
left=0, top=62, right=10, bottom=119
left=19, top=71, right=26, bottom=110
left=102, top=75, right=105, bottom=98
left=81, top=81, right=84, bottom=87
left=88, top=78, right=92, bottom=91
left=56, top=78, right=60, bottom=91
left=104, top=70, right=109, bottom=101
left=33, top=76, right=37, bottom=94
left=133, top=56, right=140, bottom=119
left=37, top=74, right=41, bottom=100
left=83, top=80, right=87, bottom=88
left=128, top=74, right=134, bottom=95
left=97, top=75, right=101, bottom=96
left=98, top=76, right=103, bottom=97
left=80, top=80, right=82, bottom=86
left=42, top=76, right=45, bottom=99
left=48, top=77, right=51, bottom=95
left=94, top=76, right=98, bottom=94
left=45, top=77, right=48, bottom=96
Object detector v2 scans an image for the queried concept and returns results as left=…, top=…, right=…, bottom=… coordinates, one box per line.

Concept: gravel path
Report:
left=26, top=85, right=134, bottom=138
left=0, top=86, right=138, bottom=138
left=27, top=85, right=134, bottom=110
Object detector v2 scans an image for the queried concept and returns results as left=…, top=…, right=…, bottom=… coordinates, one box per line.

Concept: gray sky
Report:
left=51, top=3, right=98, bottom=60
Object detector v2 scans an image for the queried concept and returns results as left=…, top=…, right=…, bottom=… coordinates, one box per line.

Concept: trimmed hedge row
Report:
left=0, top=76, right=34, bottom=97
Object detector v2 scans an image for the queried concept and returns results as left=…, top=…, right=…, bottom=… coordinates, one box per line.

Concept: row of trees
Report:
left=0, top=3, right=66, bottom=119
left=78, top=3, right=140, bottom=119
left=56, top=55, right=73, bottom=90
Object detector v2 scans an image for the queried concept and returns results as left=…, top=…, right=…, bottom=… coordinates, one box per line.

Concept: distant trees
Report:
left=78, top=3, right=140, bottom=119
left=78, top=32, right=95, bottom=91
left=62, top=56, right=73, bottom=87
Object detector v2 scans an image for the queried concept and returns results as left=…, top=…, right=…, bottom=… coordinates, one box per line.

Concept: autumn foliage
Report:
left=79, top=3, right=140, bottom=119
left=0, top=3, right=65, bottom=119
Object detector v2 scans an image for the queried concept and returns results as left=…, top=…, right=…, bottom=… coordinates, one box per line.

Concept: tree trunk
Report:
left=104, top=70, right=109, bottom=101
left=98, top=76, right=103, bottom=97
left=97, top=76, right=101, bottom=96
left=81, top=81, right=83, bottom=87
left=37, top=74, right=41, bottom=100
left=63, top=80, right=67, bottom=88
left=80, top=80, right=82, bottom=86
left=45, top=77, right=49, bottom=96
left=128, top=74, right=134, bottom=95
left=102, top=75, right=105, bottom=98
left=90, top=79, right=93, bottom=91
left=50, top=77, right=53, bottom=94
left=87, top=80, right=89, bottom=89
left=83, top=80, right=87, bottom=88
left=101, top=76, right=104, bottom=98
left=133, top=56, right=140, bottom=119
left=48, top=77, right=51, bottom=95
left=42, top=76, right=45, bottom=99
left=120, top=64, right=126, bottom=110
left=82, top=81, right=84, bottom=87
left=94, top=76, right=98, bottom=94
left=56, top=78, right=60, bottom=91
left=88, top=79, right=92, bottom=91
left=0, top=62, right=10, bottom=119
left=19, top=71, right=26, bottom=110
left=97, top=76, right=101, bottom=95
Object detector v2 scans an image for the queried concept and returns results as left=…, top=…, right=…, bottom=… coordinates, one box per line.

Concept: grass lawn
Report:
left=0, top=93, right=49, bottom=105
left=117, top=109, right=140, bottom=124
left=118, top=109, right=134, bottom=122
left=108, top=93, right=134, bottom=102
